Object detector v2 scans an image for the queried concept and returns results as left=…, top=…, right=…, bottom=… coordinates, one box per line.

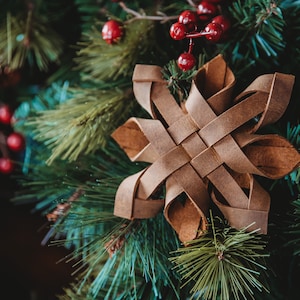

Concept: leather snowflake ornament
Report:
left=112, top=55, right=300, bottom=243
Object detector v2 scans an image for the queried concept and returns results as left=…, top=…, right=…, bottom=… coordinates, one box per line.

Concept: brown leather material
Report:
left=111, top=54, right=299, bottom=243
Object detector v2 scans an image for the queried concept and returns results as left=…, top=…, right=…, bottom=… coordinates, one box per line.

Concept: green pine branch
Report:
left=162, top=60, right=197, bottom=103
left=220, top=0, right=286, bottom=76
left=0, top=11, right=64, bottom=71
left=170, top=216, right=269, bottom=300
left=27, top=85, right=136, bottom=164
left=12, top=138, right=147, bottom=246
left=57, top=214, right=183, bottom=300
left=75, top=18, right=158, bottom=82
left=285, top=197, right=300, bottom=256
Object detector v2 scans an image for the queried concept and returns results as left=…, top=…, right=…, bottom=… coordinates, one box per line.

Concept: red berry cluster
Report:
left=170, top=0, right=230, bottom=71
left=0, top=104, right=26, bottom=174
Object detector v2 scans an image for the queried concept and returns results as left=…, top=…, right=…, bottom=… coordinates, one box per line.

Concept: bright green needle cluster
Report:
left=170, top=218, right=269, bottom=300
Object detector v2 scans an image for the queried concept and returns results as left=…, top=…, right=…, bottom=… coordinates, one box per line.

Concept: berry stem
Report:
left=186, top=30, right=214, bottom=38
left=188, top=38, right=194, bottom=54
left=118, top=1, right=178, bottom=23
left=186, top=0, right=196, bottom=7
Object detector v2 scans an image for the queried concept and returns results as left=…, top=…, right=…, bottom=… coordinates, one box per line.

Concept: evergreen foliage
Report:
left=0, top=4, right=64, bottom=71
left=3, top=0, right=300, bottom=299
left=75, top=19, right=159, bottom=82
left=29, top=86, right=136, bottom=164
left=170, top=217, right=269, bottom=300
left=286, top=197, right=300, bottom=256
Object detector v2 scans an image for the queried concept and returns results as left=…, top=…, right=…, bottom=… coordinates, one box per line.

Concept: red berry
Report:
left=7, top=132, right=26, bottom=152
left=178, top=10, right=198, bottom=32
left=0, top=157, right=14, bottom=174
left=177, top=52, right=196, bottom=71
left=197, top=1, right=218, bottom=21
left=102, top=20, right=123, bottom=44
left=0, top=104, right=13, bottom=125
left=203, top=22, right=223, bottom=42
left=211, top=15, right=231, bottom=33
left=170, top=22, right=187, bottom=40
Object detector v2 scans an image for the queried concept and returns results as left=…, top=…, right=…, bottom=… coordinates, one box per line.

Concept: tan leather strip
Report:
left=167, top=114, right=198, bottom=144
left=181, top=132, right=207, bottom=158
left=203, top=53, right=228, bottom=97
left=213, top=135, right=264, bottom=176
left=207, top=166, right=249, bottom=209
left=184, top=82, right=216, bottom=128
left=234, top=132, right=300, bottom=179
left=165, top=197, right=205, bottom=242
left=199, top=92, right=268, bottom=147
left=133, top=81, right=154, bottom=117
left=133, top=64, right=165, bottom=83
left=150, top=82, right=185, bottom=124
left=111, top=117, right=158, bottom=163
left=248, top=178, right=270, bottom=211
left=132, top=118, right=175, bottom=155
left=194, top=55, right=236, bottom=114
left=191, top=147, right=222, bottom=178
left=235, top=73, right=295, bottom=132
left=136, top=145, right=190, bottom=199
left=243, top=138, right=300, bottom=179
left=114, top=169, right=146, bottom=219
left=169, top=164, right=210, bottom=210
left=132, top=198, right=165, bottom=219
left=165, top=165, right=209, bottom=241
left=212, top=197, right=270, bottom=234
left=114, top=168, right=165, bottom=219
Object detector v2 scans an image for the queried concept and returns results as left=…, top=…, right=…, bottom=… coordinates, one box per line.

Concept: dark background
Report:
left=0, top=174, right=74, bottom=300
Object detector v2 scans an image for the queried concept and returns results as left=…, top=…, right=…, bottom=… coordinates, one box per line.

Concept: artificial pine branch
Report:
left=12, top=138, right=147, bottom=249
left=0, top=9, right=64, bottom=71
left=58, top=214, right=183, bottom=300
left=14, top=81, right=71, bottom=121
left=286, top=197, right=300, bottom=256
left=162, top=53, right=211, bottom=103
left=278, top=0, right=300, bottom=72
left=75, top=18, right=158, bottom=82
left=170, top=216, right=269, bottom=300
left=73, top=0, right=106, bottom=31
left=27, top=86, right=136, bottom=164
left=162, top=60, right=197, bottom=103
left=220, top=0, right=286, bottom=75
left=284, top=122, right=300, bottom=193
